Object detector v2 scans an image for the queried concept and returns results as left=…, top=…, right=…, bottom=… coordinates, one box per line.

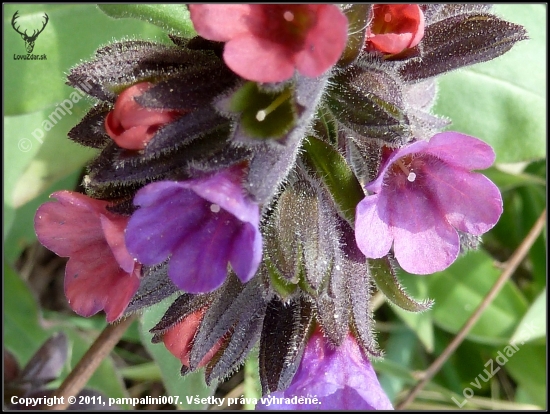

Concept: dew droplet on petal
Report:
left=407, top=172, right=416, bottom=182
left=283, top=11, right=294, bottom=21
left=210, top=204, right=221, bottom=213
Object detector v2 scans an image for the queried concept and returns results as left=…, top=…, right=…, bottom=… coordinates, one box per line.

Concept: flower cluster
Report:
left=34, top=4, right=526, bottom=410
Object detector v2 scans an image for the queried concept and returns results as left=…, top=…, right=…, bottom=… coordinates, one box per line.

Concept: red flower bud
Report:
left=162, top=308, right=223, bottom=369
left=105, top=82, right=184, bottom=150
left=366, top=4, right=425, bottom=55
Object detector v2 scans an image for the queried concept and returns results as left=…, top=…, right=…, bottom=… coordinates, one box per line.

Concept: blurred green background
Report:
left=3, top=4, right=546, bottom=410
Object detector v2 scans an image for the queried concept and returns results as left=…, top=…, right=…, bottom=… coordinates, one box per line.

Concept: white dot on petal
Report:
left=210, top=204, right=221, bottom=213
left=407, top=172, right=416, bottom=182
left=384, top=12, right=392, bottom=22
left=256, top=110, right=266, bottom=121
left=283, top=11, right=294, bottom=21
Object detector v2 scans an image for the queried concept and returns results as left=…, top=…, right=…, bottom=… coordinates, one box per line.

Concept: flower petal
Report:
left=425, top=165, right=503, bottom=234
left=168, top=211, right=237, bottom=293
left=223, top=36, right=295, bottom=83
left=365, top=140, right=430, bottom=193
left=368, top=32, right=414, bottom=55
left=425, top=132, right=496, bottom=170
left=106, top=124, right=154, bottom=151
left=391, top=184, right=459, bottom=274
left=126, top=182, right=208, bottom=265
left=187, top=165, right=260, bottom=226
left=229, top=222, right=262, bottom=283
left=189, top=4, right=253, bottom=41
left=65, top=248, right=140, bottom=322
left=355, top=194, right=393, bottom=259
left=34, top=191, right=107, bottom=257
left=100, top=215, right=135, bottom=273
left=295, top=5, right=348, bottom=78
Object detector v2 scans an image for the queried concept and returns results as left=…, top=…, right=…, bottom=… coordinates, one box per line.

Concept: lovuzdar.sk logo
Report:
left=12, top=10, right=48, bottom=60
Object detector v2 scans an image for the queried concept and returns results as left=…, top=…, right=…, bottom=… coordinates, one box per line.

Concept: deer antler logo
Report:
left=12, top=11, right=49, bottom=54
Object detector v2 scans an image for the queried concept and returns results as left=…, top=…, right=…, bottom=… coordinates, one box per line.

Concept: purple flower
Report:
left=125, top=164, right=262, bottom=293
left=256, top=330, right=393, bottom=410
left=355, top=131, right=503, bottom=274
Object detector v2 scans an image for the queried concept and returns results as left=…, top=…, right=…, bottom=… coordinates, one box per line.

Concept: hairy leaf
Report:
left=401, top=13, right=528, bottom=81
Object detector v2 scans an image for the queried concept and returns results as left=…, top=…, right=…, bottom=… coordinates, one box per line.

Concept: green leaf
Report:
left=4, top=111, right=42, bottom=209
left=378, top=328, right=418, bottom=402
left=120, top=362, right=162, bottom=381
left=244, top=348, right=261, bottom=410
left=389, top=270, right=435, bottom=352
left=97, top=4, right=196, bottom=37
left=302, top=136, right=364, bottom=224
left=371, top=358, right=417, bottom=387
left=483, top=166, right=546, bottom=193
left=505, top=344, right=546, bottom=408
left=486, top=176, right=546, bottom=298
left=434, top=4, right=545, bottom=163
left=312, top=104, right=339, bottom=147
left=392, top=307, right=434, bottom=353
left=5, top=100, right=96, bottom=209
left=432, top=329, right=465, bottom=393
left=4, top=264, right=50, bottom=364
left=510, top=288, right=546, bottom=344
left=266, top=259, right=298, bottom=300
left=515, top=386, right=540, bottom=406
left=140, top=297, right=216, bottom=410
left=516, top=185, right=547, bottom=294
left=371, top=257, right=433, bottom=313
left=4, top=4, right=168, bottom=116
left=425, top=250, right=528, bottom=345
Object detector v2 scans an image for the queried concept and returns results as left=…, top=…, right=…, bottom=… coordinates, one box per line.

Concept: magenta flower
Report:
left=125, top=165, right=262, bottom=293
left=34, top=191, right=141, bottom=322
left=105, top=82, right=184, bottom=150
left=256, top=330, right=393, bottom=410
left=366, top=4, right=425, bottom=54
left=188, top=4, right=348, bottom=83
left=355, top=132, right=503, bottom=274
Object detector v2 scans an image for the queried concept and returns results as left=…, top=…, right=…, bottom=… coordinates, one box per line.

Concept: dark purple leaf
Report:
left=400, top=13, right=528, bottom=81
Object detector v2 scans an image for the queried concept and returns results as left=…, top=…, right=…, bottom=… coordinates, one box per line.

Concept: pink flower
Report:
left=355, top=132, right=503, bottom=274
left=366, top=4, right=425, bottom=54
left=105, top=82, right=184, bottom=150
left=35, top=191, right=141, bottom=322
left=189, top=4, right=348, bottom=83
